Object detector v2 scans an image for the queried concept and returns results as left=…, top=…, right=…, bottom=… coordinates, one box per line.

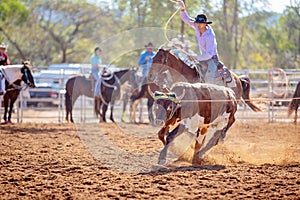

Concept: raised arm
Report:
left=178, top=1, right=195, bottom=29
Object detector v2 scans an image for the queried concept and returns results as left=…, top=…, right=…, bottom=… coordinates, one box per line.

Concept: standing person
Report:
left=138, top=42, right=155, bottom=78
left=90, top=47, right=102, bottom=81
left=178, top=1, right=222, bottom=85
left=0, top=43, right=10, bottom=95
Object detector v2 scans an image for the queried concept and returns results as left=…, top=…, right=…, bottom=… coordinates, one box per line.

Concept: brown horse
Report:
left=288, top=81, right=300, bottom=124
left=148, top=49, right=261, bottom=112
left=65, top=75, right=94, bottom=123
left=1, top=61, right=35, bottom=124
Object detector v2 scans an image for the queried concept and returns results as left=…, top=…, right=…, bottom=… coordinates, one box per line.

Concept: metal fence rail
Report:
left=0, top=68, right=299, bottom=123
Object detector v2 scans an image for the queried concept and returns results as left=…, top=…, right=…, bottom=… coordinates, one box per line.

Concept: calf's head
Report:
left=153, top=91, right=184, bottom=126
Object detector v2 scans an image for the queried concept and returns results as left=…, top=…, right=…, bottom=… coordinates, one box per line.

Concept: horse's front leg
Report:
left=101, top=103, right=108, bottom=123
left=147, top=98, right=154, bottom=125
left=121, top=98, right=128, bottom=122
left=158, top=124, right=186, bottom=165
left=130, top=100, right=138, bottom=123
left=110, top=102, right=115, bottom=123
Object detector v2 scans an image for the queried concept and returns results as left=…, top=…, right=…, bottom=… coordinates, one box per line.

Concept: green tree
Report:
left=0, top=0, right=29, bottom=61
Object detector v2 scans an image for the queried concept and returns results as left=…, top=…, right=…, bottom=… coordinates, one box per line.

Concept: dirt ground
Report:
left=0, top=121, right=299, bottom=199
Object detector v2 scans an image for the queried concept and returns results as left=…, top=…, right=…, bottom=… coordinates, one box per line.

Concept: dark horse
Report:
left=147, top=49, right=261, bottom=112
left=94, top=68, right=137, bottom=122
left=288, top=81, right=300, bottom=124
left=130, top=71, right=173, bottom=124
left=1, top=61, right=35, bottom=124
left=65, top=68, right=137, bottom=123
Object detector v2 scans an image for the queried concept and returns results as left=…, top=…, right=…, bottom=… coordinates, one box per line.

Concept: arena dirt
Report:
left=0, top=121, right=299, bottom=199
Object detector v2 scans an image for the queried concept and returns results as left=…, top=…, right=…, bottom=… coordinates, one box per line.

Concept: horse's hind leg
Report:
left=70, top=108, right=74, bottom=123
left=295, top=107, right=298, bottom=124
left=8, top=99, right=16, bottom=123
left=3, top=97, right=8, bottom=122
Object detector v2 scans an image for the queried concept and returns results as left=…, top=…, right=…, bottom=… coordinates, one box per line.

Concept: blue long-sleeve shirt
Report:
left=180, top=11, right=218, bottom=61
left=138, top=50, right=155, bottom=66
left=138, top=50, right=155, bottom=77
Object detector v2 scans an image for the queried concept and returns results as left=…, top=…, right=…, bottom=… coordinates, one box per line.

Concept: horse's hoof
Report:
left=1, top=120, right=11, bottom=124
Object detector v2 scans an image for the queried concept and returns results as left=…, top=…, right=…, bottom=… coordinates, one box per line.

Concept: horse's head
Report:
left=148, top=49, right=172, bottom=82
left=127, top=67, right=139, bottom=88
left=21, top=60, right=35, bottom=88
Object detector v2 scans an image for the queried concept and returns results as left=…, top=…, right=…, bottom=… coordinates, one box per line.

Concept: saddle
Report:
left=216, top=62, right=232, bottom=83
left=190, top=61, right=234, bottom=86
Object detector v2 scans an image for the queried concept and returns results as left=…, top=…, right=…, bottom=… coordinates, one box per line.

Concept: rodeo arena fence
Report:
left=0, top=65, right=299, bottom=124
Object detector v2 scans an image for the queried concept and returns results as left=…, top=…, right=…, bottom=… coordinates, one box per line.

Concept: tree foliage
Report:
left=0, top=0, right=298, bottom=70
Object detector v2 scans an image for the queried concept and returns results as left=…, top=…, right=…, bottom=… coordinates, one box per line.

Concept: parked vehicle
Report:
left=27, top=83, right=63, bottom=108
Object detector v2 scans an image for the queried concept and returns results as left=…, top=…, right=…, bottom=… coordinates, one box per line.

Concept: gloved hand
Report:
left=178, top=1, right=185, bottom=10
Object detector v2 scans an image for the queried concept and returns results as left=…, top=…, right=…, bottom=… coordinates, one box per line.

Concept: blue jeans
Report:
left=201, top=56, right=223, bottom=85
left=141, top=64, right=151, bottom=78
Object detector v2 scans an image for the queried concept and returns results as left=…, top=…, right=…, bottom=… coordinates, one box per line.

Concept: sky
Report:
left=267, top=0, right=291, bottom=13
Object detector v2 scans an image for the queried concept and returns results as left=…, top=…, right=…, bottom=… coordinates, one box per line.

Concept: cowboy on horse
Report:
left=177, top=1, right=235, bottom=87
left=0, top=43, right=11, bottom=95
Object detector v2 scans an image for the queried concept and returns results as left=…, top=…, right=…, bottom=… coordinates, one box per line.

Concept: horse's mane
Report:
left=157, top=48, right=188, bottom=66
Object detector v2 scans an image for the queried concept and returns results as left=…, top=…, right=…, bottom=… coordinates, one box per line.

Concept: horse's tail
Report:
left=94, top=97, right=101, bottom=118
left=287, top=81, right=300, bottom=116
left=239, top=75, right=262, bottom=112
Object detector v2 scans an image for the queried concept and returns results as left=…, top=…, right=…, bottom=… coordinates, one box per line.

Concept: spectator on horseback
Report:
left=138, top=42, right=155, bottom=78
left=90, top=47, right=102, bottom=81
left=0, top=43, right=10, bottom=95
left=178, top=1, right=222, bottom=85
left=168, top=38, right=184, bottom=58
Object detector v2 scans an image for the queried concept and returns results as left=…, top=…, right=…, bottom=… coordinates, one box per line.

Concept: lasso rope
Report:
left=163, top=0, right=195, bottom=58
left=163, top=0, right=181, bottom=45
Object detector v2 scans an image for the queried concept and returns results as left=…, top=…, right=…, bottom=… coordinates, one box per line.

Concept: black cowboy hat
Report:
left=94, top=47, right=102, bottom=52
left=145, top=42, right=154, bottom=48
left=194, top=14, right=212, bottom=24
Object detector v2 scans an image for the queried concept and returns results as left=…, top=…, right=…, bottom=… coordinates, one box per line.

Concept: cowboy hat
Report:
left=145, top=42, right=154, bottom=48
left=193, top=14, right=212, bottom=24
left=0, top=43, right=7, bottom=49
left=167, top=38, right=184, bottom=48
